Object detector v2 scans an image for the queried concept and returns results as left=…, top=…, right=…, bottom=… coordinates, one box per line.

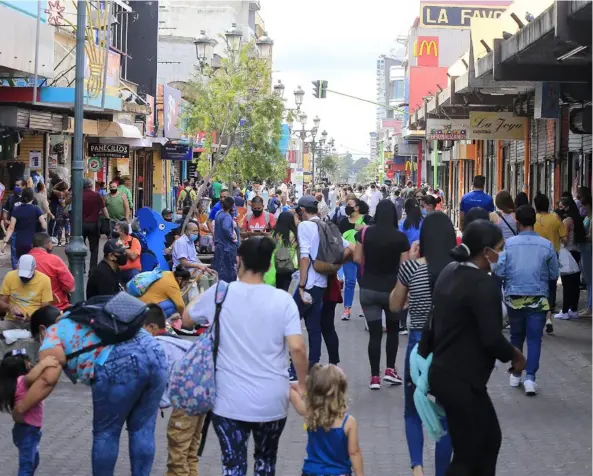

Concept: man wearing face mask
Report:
left=112, top=221, right=142, bottom=282
left=172, top=221, right=211, bottom=274
left=29, top=232, right=74, bottom=311
left=0, top=254, right=53, bottom=332
left=86, top=239, right=127, bottom=299
left=242, top=196, right=275, bottom=238
left=104, top=180, right=130, bottom=225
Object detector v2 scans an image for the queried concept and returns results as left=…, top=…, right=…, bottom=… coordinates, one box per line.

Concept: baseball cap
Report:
left=18, top=255, right=36, bottom=279
left=297, top=195, right=319, bottom=209
left=103, top=239, right=126, bottom=255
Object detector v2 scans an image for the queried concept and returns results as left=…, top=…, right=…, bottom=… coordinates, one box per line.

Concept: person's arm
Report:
left=346, top=416, right=364, bottom=476
left=57, top=259, right=76, bottom=293
left=221, top=215, right=235, bottom=241
left=3, top=216, right=17, bottom=245
left=23, top=356, right=60, bottom=387
left=102, top=206, right=110, bottom=219
left=389, top=281, right=408, bottom=313
left=558, top=219, right=568, bottom=245
left=353, top=241, right=363, bottom=264
left=289, top=386, right=307, bottom=416
left=469, top=276, right=516, bottom=362
left=286, top=334, right=308, bottom=391
left=122, top=193, right=130, bottom=221
left=178, top=257, right=210, bottom=272
left=125, top=238, right=141, bottom=261
left=38, top=214, right=47, bottom=232
left=548, top=245, right=560, bottom=281
left=458, top=197, right=465, bottom=231
left=165, top=276, right=185, bottom=314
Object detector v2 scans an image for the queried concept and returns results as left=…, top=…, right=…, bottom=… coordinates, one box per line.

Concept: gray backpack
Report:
left=275, top=243, right=295, bottom=274
left=313, top=220, right=344, bottom=275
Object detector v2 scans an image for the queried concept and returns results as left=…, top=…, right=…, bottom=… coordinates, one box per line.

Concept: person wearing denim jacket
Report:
left=495, top=205, right=559, bottom=396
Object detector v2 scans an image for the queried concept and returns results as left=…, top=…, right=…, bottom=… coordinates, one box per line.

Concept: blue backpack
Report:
left=169, top=281, right=229, bottom=415
left=127, top=269, right=163, bottom=297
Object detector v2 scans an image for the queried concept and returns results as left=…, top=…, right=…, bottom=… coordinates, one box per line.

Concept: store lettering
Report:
left=421, top=5, right=505, bottom=28
left=473, top=118, right=523, bottom=134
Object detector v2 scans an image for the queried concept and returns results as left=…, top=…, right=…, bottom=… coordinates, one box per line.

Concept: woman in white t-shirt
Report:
left=186, top=236, right=308, bottom=475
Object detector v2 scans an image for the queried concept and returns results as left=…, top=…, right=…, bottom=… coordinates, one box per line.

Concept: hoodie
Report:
left=155, top=334, right=193, bottom=408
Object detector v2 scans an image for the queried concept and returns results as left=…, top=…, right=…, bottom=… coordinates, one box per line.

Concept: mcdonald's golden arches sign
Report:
left=413, top=36, right=439, bottom=67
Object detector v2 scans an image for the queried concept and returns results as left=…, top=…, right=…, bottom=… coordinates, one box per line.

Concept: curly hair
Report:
left=304, top=364, right=348, bottom=431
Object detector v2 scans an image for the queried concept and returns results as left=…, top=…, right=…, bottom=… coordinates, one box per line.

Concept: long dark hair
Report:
left=450, top=220, right=503, bottom=262
left=420, top=212, right=457, bottom=285
left=515, top=192, right=529, bottom=209
left=560, top=196, right=586, bottom=243
left=374, top=199, right=399, bottom=227
left=403, top=198, right=422, bottom=230
left=273, top=211, right=298, bottom=246
left=0, top=352, right=30, bottom=412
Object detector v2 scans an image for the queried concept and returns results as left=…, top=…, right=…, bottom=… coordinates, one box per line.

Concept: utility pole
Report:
left=65, top=0, right=89, bottom=304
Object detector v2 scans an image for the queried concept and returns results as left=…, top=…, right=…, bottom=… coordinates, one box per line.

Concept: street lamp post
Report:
left=65, top=0, right=89, bottom=304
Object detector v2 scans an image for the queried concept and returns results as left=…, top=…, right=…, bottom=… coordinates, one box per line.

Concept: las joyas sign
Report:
left=469, top=112, right=527, bottom=140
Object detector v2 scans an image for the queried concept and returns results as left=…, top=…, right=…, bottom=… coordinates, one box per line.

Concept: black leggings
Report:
left=367, top=317, right=399, bottom=376
left=561, top=250, right=581, bottom=313
left=430, top=366, right=501, bottom=476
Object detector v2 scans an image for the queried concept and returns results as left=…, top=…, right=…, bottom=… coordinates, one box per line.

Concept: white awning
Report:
left=95, top=121, right=143, bottom=139
left=99, top=137, right=168, bottom=147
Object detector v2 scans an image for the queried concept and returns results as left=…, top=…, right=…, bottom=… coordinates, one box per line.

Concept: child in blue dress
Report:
left=290, top=364, right=365, bottom=476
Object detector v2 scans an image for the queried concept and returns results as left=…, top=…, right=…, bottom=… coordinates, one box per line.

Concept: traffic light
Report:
left=312, top=80, right=328, bottom=99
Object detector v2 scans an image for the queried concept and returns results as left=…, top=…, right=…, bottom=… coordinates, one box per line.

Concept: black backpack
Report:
left=65, top=293, right=149, bottom=360
left=313, top=220, right=344, bottom=275
left=182, top=188, right=194, bottom=208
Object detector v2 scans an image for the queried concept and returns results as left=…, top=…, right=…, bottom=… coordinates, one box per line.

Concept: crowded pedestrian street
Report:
left=0, top=250, right=589, bottom=476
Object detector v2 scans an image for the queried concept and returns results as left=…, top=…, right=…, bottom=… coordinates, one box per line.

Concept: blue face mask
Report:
left=14, top=187, right=22, bottom=194
left=189, top=233, right=199, bottom=242
left=421, top=209, right=428, bottom=217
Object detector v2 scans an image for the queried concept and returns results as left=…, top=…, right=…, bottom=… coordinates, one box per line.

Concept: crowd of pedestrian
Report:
left=0, top=170, right=590, bottom=476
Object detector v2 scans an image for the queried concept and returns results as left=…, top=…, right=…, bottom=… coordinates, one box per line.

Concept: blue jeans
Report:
left=404, top=330, right=452, bottom=474
left=10, top=234, right=17, bottom=269
left=158, top=299, right=177, bottom=318
left=12, top=423, right=41, bottom=476
left=508, top=308, right=546, bottom=381
left=580, top=243, right=592, bottom=309
left=342, top=261, right=358, bottom=309
left=91, top=331, right=167, bottom=476
left=295, top=286, right=326, bottom=368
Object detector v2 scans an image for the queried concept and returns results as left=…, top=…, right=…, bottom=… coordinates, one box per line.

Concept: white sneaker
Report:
left=509, top=374, right=522, bottom=387
left=399, top=329, right=408, bottom=336
left=524, top=380, right=537, bottom=396
left=568, top=310, right=579, bottom=319
left=554, top=312, right=570, bottom=320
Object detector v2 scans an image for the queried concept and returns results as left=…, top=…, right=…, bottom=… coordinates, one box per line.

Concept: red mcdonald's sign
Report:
left=414, top=36, right=439, bottom=67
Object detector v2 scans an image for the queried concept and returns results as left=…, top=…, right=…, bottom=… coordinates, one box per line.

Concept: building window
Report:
left=391, top=80, right=404, bottom=100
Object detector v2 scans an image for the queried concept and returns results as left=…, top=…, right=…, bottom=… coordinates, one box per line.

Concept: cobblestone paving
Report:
left=0, top=254, right=590, bottom=475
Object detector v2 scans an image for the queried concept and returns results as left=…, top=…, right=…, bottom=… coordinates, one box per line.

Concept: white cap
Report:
left=17, top=255, right=36, bottom=279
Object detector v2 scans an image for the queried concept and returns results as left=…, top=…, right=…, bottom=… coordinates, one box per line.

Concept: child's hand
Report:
left=40, top=356, right=60, bottom=369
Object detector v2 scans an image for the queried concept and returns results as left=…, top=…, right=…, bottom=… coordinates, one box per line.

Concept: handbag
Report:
left=559, top=247, right=580, bottom=275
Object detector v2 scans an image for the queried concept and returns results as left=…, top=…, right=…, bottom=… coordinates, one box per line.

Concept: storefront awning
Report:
left=99, top=137, right=167, bottom=147
left=95, top=121, right=143, bottom=139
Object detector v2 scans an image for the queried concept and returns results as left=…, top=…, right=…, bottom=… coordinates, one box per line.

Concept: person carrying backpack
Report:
left=178, top=181, right=197, bottom=211
left=292, top=195, right=352, bottom=371
left=264, top=211, right=299, bottom=291
left=24, top=297, right=167, bottom=476
left=267, top=189, right=281, bottom=214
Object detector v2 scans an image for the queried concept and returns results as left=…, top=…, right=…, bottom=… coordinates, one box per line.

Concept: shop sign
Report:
left=163, top=85, right=183, bottom=139
left=29, top=151, right=42, bottom=170
left=163, top=142, right=193, bottom=161
left=145, top=94, right=155, bottom=137
left=413, top=37, right=439, bottom=67
left=87, top=143, right=130, bottom=158
left=469, top=112, right=527, bottom=140
left=426, top=119, right=469, bottom=140
left=419, top=4, right=508, bottom=29
left=194, top=131, right=216, bottom=152
left=88, top=157, right=103, bottom=172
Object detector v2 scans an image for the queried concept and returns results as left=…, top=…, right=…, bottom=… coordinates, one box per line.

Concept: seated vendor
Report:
left=139, top=266, right=191, bottom=317
left=171, top=221, right=211, bottom=275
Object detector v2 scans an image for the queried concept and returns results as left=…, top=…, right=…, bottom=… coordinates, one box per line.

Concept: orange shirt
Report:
left=119, top=236, right=142, bottom=271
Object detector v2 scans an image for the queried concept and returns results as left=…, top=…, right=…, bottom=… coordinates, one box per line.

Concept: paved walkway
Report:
left=0, top=281, right=590, bottom=475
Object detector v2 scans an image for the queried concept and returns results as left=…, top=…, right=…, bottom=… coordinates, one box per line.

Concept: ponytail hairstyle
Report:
left=0, top=351, right=31, bottom=413
left=403, top=198, right=422, bottom=230
left=450, top=219, right=503, bottom=263
left=419, top=211, right=457, bottom=285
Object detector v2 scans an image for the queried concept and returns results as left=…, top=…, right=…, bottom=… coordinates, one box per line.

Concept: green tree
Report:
left=335, top=152, right=354, bottom=182
left=180, top=39, right=286, bottom=229
left=356, top=161, right=377, bottom=184
left=317, top=154, right=339, bottom=182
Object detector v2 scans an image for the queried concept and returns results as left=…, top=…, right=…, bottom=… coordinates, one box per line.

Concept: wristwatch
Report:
left=299, top=284, right=306, bottom=289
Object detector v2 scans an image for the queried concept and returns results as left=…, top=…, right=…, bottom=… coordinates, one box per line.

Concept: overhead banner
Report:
left=469, top=112, right=528, bottom=140
left=419, top=3, right=509, bottom=29
left=426, top=119, right=469, bottom=140
left=87, top=143, right=130, bottom=158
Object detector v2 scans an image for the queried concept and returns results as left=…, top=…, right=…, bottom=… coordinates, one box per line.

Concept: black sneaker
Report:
left=545, top=318, right=554, bottom=334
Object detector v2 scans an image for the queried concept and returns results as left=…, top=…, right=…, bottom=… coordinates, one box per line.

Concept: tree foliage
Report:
left=317, top=154, right=339, bottom=182
left=335, top=152, right=354, bottom=183
left=178, top=39, right=286, bottom=230
left=356, top=161, right=377, bottom=184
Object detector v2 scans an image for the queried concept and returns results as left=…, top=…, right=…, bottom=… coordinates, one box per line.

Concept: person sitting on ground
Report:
left=139, top=266, right=192, bottom=318
left=112, top=221, right=142, bottom=283
left=29, top=232, right=75, bottom=311
left=0, top=255, right=53, bottom=332
left=171, top=221, right=211, bottom=275
left=86, top=240, right=127, bottom=299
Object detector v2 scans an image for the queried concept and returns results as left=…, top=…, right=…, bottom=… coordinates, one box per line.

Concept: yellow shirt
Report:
left=1, top=270, right=53, bottom=321
left=535, top=212, right=566, bottom=252
left=139, top=271, right=185, bottom=314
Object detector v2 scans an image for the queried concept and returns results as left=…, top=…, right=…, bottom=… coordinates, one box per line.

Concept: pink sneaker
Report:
left=384, top=368, right=403, bottom=385
left=369, top=376, right=381, bottom=390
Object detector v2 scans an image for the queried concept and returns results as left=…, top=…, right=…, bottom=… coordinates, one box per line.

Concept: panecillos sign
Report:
left=469, top=112, right=527, bottom=140
left=420, top=3, right=508, bottom=29
left=87, top=143, right=129, bottom=158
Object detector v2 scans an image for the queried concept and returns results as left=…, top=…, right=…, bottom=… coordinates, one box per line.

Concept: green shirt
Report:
left=212, top=181, right=223, bottom=199
left=118, top=185, right=133, bottom=211
left=105, top=192, right=126, bottom=221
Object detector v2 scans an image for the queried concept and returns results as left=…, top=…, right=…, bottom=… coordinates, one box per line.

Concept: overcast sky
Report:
left=263, top=0, right=420, bottom=157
